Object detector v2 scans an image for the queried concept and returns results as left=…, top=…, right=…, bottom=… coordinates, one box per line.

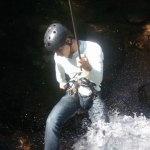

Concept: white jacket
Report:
left=54, top=40, right=104, bottom=91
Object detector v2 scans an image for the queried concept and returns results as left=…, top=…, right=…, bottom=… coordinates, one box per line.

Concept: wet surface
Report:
left=0, top=0, right=150, bottom=149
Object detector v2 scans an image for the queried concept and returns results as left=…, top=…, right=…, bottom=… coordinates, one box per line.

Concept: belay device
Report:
left=67, top=0, right=98, bottom=110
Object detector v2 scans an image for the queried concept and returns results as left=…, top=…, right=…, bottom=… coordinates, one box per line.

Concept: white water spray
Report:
left=73, top=111, right=150, bottom=150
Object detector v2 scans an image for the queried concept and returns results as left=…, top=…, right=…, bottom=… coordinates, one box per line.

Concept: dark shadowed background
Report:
left=0, top=0, right=150, bottom=149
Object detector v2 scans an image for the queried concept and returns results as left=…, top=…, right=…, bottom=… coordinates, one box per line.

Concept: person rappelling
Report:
left=43, top=0, right=109, bottom=149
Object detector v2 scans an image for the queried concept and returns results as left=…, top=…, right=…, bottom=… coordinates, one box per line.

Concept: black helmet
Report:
left=44, top=23, right=73, bottom=52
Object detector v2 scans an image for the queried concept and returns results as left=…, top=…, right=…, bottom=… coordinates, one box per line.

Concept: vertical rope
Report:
left=68, top=0, right=81, bottom=59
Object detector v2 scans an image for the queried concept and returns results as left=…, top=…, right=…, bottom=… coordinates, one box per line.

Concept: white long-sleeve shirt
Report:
left=54, top=40, right=104, bottom=91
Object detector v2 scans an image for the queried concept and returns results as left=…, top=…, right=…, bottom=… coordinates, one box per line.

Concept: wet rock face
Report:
left=138, top=84, right=150, bottom=107
left=106, top=24, right=150, bottom=116
left=107, top=49, right=150, bottom=116
left=86, top=22, right=150, bottom=117
left=145, top=84, right=150, bottom=106
left=132, top=24, right=150, bottom=53
left=127, top=13, right=147, bottom=23
left=140, top=24, right=150, bottom=51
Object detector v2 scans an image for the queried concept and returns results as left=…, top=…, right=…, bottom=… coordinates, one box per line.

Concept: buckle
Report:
left=66, top=87, right=77, bottom=95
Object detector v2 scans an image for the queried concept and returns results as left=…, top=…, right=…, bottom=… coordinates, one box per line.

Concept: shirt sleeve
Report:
left=54, top=54, right=67, bottom=86
left=82, top=42, right=104, bottom=85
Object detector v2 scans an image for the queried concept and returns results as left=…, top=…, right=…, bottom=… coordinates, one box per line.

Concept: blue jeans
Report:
left=44, top=94, right=108, bottom=150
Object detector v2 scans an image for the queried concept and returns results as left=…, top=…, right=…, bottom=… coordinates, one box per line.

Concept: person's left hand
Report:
left=60, top=84, right=67, bottom=90
left=76, top=54, right=92, bottom=72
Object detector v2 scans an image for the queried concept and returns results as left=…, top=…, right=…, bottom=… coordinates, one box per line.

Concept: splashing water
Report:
left=73, top=112, right=150, bottom=150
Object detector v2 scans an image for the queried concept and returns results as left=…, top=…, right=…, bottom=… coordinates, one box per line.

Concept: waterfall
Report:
left=73, top=111, right=150, bottom=150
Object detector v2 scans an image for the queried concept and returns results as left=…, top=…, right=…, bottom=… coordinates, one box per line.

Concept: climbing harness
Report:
left=66, top=72, right=98, bottom=110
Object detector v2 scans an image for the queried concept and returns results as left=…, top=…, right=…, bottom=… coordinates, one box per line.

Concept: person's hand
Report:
left=76, top=54, right=92, bottom=72
left=60, top=84, right=67, bottom=90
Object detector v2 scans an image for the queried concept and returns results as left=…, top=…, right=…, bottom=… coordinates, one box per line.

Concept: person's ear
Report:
left=65, top=38, right=71, bottom=43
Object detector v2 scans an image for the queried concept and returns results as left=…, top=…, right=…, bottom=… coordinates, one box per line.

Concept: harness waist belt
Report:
left=66, top=86, right=98, bottom=96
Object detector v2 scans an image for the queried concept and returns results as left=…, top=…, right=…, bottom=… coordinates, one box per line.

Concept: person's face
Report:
left=55, top=39, right=71, bottom=57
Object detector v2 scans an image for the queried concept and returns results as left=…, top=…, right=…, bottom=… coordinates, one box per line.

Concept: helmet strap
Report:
left=65, top=37, right=73, bottom=58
